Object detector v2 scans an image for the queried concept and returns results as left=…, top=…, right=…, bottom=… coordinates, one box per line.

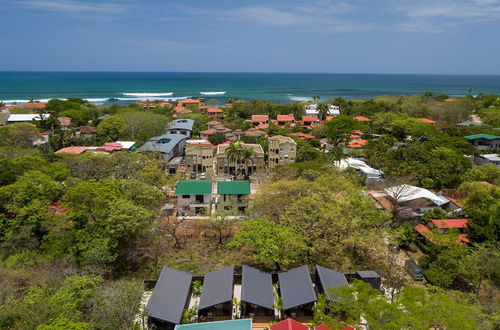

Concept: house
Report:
left=175, top=180, right=212, bottom=216
left=304, top=104, right=340, bottom=117
left=268, top=135, right=297, bottom=168
left=334, top=157, right=384, bottom=183
left=167, top=157, right=184, bottom=175
left=276, top=114, right=295, bottom=127
left=138, top=134, right=188, bottom=163
left=180, top=99, right=201, bottom=110
left=431, top=218, right=468, bottom=234
left=474, top=153, right=500, bottom=166
left=270, top=318, right=308, bottom=330
left=145, top=267, right=193, bottom=330
left=301, top=116, right=320, bottom=129
left=198, top=266, right=234, bottom=321
left=215, top=143, right=265, bottom=177
left=115, top=141, right=136, bottom=150
left=205, top=106, right=225, bottom=119
left=418, top=118, right=437, bottom=125
left=207, top=121, right=222, bottom=130
left=57, top=116, right=72, bottom=129
left=184, top=140, right=215, bottom=175
left=167, top=119, right=195, bottom=137
left=315, top=265, right=349, bottom=300
left=278, top=266, right=317, bottom=320
left=55, top=146, right=87, bottom=155
left=288, top=132, right=315, bottom=140
left=346, top=139, right=368, bottom=148
left=74, top=126, right=97, bottom=138
left=354, top=116, right=370, bottom=122
left=175, top=319, right=251, bottom=330
left=200, top=129, right=216, bottom=139
left=216, top=181, right=251, bottom=212
left=415, top=220, right=470, bottom=245
left=244, top=128, right=266, bottom=139
left=251, top=115, right=269, bottom=128
left=96, top=142, right=123, bottom=153
left=6, top=113, right=50, bottom=124
left=465, top=134, right=500, bottom=151
left=240, top=266, right=275, bottom=320
left=355, top=271, right=381, bottom=290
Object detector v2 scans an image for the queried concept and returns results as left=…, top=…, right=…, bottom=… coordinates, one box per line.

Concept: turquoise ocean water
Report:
left=1, top=72, right=500, bottom=105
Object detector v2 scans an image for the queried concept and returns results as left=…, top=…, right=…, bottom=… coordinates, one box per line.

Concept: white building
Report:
left=304, top=104, right=340, bottom=116
left=6, top=113, right=51, bottom=123
left=335, top=157, right=384, bottom=183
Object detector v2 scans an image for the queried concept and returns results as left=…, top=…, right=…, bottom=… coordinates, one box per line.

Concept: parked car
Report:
left=405, top=259, right=424, bottom=281
left=199, top=172, right=207, bottom=180
left=190, top=172, right=196, bottom=179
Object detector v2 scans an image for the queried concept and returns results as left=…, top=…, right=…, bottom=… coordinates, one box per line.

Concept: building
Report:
left=55, top=146, right=87, bottom=155
left=304, top=104, right=340, bottom=117
left=334, top=157, right=384, bottom=183
left=278, top=266, right=317, bottom=320
left=175, top=180, right=212, bottom=216
left=415, top=219, right=470, bottom=245
left=301, top=116, right=320, bottom=129
left=240, top=266, right=274, bottom=320
left=184, top=140, right=215, bottom=175
left=198, top=266, right=234, bottom=321
left=205, top=106, right=225, bottom=119
left=215, top=143, right=265, bottom=177
left=354, top=116, right=370, bottom=122
left=74, top=126, right=97, bottom=138
left=251, top=115, right=269, bottom=129
left=474, top=153, right=500, bottom=166
left=167, top=119, right=195, bottom=137
left=216, top=181, right=251, bottom=212
left=6, top=113, right=50, bottom=124
left=276, top=114, right=295, bottom=127
left=465, top=134, right=500, bottom=151
left=180, top=99, right=201, bottom=111
left=138, top=134, right=188, bottom=163
left=355, top=271, right=381, bottom=290
left=146, top=267, right=193, bottom=330
left=57, top=116, right=72, bottom=129
left=315, top=265, right=349, bottom=300
left=268, top=135, right=297, bottom=168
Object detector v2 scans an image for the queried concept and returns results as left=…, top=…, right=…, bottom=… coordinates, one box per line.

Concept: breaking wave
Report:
left=288, top=96, right=312, bottom=102
left=200, top=91, right=226, bottom=95
left=122, top=92, right=173, bottom=97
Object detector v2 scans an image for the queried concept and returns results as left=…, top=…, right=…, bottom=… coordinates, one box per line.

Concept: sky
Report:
left=1, top=0, right=500, bottom=74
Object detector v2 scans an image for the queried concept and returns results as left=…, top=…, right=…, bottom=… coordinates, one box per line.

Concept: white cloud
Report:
left=16, top=0, right=129, bottom=14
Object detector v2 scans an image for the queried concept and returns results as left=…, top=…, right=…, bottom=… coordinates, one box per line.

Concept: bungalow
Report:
left=301, top=116, right=320, bottom=129
left=346, top=139, right=368, bottom=148
left=180, top=98, right=201, bottom=111
left=277, top=114, right=295, bottom=127
left=55, top=146, right=87, bottom=155
left=315, top=265, right=349, bottom=300
left=251, top=115, right=269, bottom=128
left=465, top=134, right=500, bottom=151
left=288, top=132, right=315, bottom=140
left=146, top=267, right=193, bottom=330
left=415, top=221, right=470, bottom=245
left=216, top=181, right=251, bottom=212
left=207, top=121, right=222, bottom=130
left=175, top=180, right=212, bottom=216
left=74, top=126, right=97, bottom=138
left=167, top=119, right=195, bottom=137
left=57, top=116, right=72, bottom=129
left=240, top=266, right=275, bottom=320
left=138, top=134, right=187, bottom=163
left=205, top=106, right=225, bottom=119
left=355, top=271, right=381, bottom=290
left=278, top=266, right=317, bottom=320
left=198, top=266, right=234, bottom=321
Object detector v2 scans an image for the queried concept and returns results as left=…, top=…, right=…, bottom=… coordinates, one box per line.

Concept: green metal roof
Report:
left=464, top=133, right=500, bottom=140
left=217, top=181, right=251, bottom=195
left=175, top=180, right=212, bottom=195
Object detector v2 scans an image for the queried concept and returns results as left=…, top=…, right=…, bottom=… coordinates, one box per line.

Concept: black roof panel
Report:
left=278, top=265, right=317, bottom=310
left=316, top=265, right=349, bottom=300
left=199, top=266, right=235, bottom=310
left=145, top=267, right=192, bottom=324
left=241, top=265, right=274, bottom=310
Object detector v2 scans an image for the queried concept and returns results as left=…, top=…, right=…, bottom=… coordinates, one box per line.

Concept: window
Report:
left=182, top=195, right=190, bottom=199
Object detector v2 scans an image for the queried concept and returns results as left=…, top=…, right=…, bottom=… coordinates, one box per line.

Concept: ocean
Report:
left=1, top=72, right=500, bottom=105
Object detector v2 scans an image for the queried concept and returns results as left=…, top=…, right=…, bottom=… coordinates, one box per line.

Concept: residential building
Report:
left=289, top=132, right=315, bottom=140
left=215, top=143, right=265, bottom=177
left=138, top=134, right=188, bottom=163
left=74, top=126, right=97, bottom=138
left=180, top=98, right=201, bottom=111
left=418, top=118, right=437, bottom=125
left=301, top=115, right=320, bottom=129
left=474, top=153, right=500, bottom=166
left=240, top=266, right=274, bottom=320
left=57, top=116, right=72, bottom=129
left=166, top=119, right=195, bottom=137
left=304, top=104, right=340, bottom=117
left=205, top=106, right=225, bottom=119
left=268, top=135, right=297, bottom=168
left=415, top=219, right=470, bottom=245
left=335, top=157, right=384, bottom=183
left=465, top=134, right=500, bottom=150
left=355, top=271, right=381, bottom=290
left=276, top=114, right=295, bottom=127
left=244, top=128, right=266, bottom=139
left=251, top=115, right=269, bottom=128
left=354, top=116, right=370, bottom=122
left=207, top=121, right=222, bottom=129
left=184, top=140, right=215, bottom=175
left=6, top=113, right=50, bottom=124
left=55, top=146, right=87, bottom=155
left=278, top=266, right=317, bottom=320
left=216, top=181, right=251, bottom=212
left=175, top=180, right=212, bottom=216
left=198, top=266, right=234, bottom=320
left=315, top=265, right=349, bottom=300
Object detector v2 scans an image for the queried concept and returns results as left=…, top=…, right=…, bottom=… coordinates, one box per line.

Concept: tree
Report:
left=208, top=132, right=226, bottom=145
left=463, top=164, right=500, bottom=186
left=225, top=141, right=256, bottom=179
left=323, top=115, right=358, bottom=146
left=317, top=103, right=329, bottom=121
left=0, top=123, right=42, bottom=148
left=96, top=116, right=127, bottom=141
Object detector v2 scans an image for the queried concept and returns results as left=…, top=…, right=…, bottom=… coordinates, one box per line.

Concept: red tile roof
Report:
left=277, top=114, right=295, bottom=122
left=418, top=118, right=437, bottom=125
left=206, top=106, right=223, bottom=113
left=302, top=115, right=320, bottom=122
left=55, top=146, right=87, bottom=155
left=458, top=234, right=471, bottom=243
left=181, top=98, right=200, bottom=104
left=270, top=318, right=308, bottom=330
left=252, top=115, right=269, bottom=122
left=201, top=129, right=216, bottom=135
left=347, top=139, right=368, bottom=148
left=289, top=132, right=315, bottom=140
left=75, top=126, right=97, bottom=133
left=57, top=116, right=72, bottom=126
left=25, top=102, right=46, bottom=109
left=354, top=116, right=370, bottom=122
left=431, top=219, right=468, bottom=229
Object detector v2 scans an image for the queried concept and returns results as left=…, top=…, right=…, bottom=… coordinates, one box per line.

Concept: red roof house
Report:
left=277, top=114, right=296, bottom=126
left=354, top=116, right=370, bottom=122
left=418, top=118, right=437, bottom=125
left=347, top=139, right=368, bottom=148
left=288, top=132, right=315, bottom=140
left=270, top=318, right=308, bottom=330
left=431, top=219, right=468, bottom=229
left=55, top=146, right=87, bottom=155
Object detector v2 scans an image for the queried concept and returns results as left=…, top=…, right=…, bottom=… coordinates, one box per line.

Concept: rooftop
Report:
left=217, top=181, right=251, bottom=195
left=270, top=318, right=308, bottom=330
left=354, top=116, right=370, bottom=122
left=175, top=319, right=251, bottom=330
left=277, top=114, right=295, bottom=122
left=278, top=265, right=317, bottom=311
left=138, top=134, right=187, bottom=155
left=252, top=115, right=269, bottom=122
left=199, top=266, right=235, bottom=310
left=241, top=265, right=274, bottom=310
left=7, top=113, right=50, bottom=122
left=465, top=133, right=500, bottom=140
left=431, top=219, right=468, bottom=229
left=418, top=118, right=437, bottom=125
left=384, top=184, right=449, bottom=206
left=316, top=265, right=349, bottom=300
left=168, top=119, right=195, bottom=131
left=175, top=180, right=212, bottom=195
left=55, top=146, right=87, bottom=155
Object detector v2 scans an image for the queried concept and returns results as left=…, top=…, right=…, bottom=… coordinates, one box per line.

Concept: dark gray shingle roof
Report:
left=356, top=270, right=381, bottom=279
left=278, top=265, right=317, bottom=310
left=199, top=266, right=234, bottom=310
left=316, top=265, right=348, bottom=300
left=145, top=267, right=192, bottom=324
left=241, top=265, right=274, bottom=310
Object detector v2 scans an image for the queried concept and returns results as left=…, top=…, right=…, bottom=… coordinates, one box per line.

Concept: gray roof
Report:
left=241, top=265, right=274, bottom=310
left=356, top=270, right=381, bottom=279
left=138, top=134, right=187, bottom=154
left=278, top=266, right=317, bottom=310
left=199, top=266, right=234, bottom=310
left=316, top=266, right=348, bottom=300
left=145, top=267, right=193, bottom=324
left=168, top=119, right=195, bottom=132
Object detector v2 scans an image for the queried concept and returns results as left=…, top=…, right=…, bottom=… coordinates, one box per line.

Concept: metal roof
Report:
left=145, top=267, right=193, bottom=325
left=465, top=133, right=500, bottom=140
left=356, top=270, right=380, bottom=279
left=315, top=266, right=348, bottom=300
left=278, top=266, right=317, bottom=310
left=199, top=266, right=234, bottom=310
left=168, top=119, right=195, bottom=131
left=175, top=180, right=212, bottom=195
left=138, top=133, right=187, bottom=155
left=217, top=181, right=251, bottom=195
left=241, top=265, right=274, bottom=310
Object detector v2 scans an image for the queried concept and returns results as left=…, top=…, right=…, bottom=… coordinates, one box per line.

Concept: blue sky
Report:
left=1, top=0, right=500, bottom=74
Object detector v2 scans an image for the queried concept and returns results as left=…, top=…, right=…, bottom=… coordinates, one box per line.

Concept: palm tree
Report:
left=317, top=102, right=329, bottom=121
left=312, top=95, right=320, bottom=103
left=225, top=141, right=256, bottom=179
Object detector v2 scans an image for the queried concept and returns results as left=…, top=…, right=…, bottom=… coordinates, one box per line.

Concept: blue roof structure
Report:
left=315, top=265, right=349, bottom=301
